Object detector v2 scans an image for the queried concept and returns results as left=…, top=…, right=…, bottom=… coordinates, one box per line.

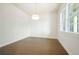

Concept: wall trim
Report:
left=0, top=36, right=30, bottom=48
left=30, top=36, right=57, bottom=39
left=58, top=39, right=70, bottom=55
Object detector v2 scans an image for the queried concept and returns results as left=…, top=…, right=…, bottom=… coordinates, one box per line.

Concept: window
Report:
left=60, top=3, right=79, bottom=33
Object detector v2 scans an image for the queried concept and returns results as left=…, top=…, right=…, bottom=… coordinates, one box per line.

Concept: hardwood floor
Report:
left=0, top=37, right=68, bottom=55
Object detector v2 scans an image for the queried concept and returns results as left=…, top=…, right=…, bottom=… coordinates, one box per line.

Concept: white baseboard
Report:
left=0, top=35, right=57, bottom=48
left=30, top=36, right=57, bottom=39
left=0, top=36, right=30, bottom=48
left=58, top=39, right=70, bottom=55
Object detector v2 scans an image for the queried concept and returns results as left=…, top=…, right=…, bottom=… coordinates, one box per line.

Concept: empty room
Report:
left=0, top=3, right=79, bottom=55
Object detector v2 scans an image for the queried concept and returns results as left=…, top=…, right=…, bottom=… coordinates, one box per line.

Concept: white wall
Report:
left=0, top=4, right=30, bottom=47
left=30, top=12, right=58, bottom=39
left=58, top=4, right=79, bottom=55
left=0, top=7, right=4, bottom=45
left=0, top=3, right=58, bottom=47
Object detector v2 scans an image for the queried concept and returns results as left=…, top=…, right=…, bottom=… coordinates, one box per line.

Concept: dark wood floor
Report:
left=0, top=37, right=68, bottom=55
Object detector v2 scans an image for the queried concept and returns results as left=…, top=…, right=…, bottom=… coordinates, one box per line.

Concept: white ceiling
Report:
left=14, top=3, right=62, bottom=15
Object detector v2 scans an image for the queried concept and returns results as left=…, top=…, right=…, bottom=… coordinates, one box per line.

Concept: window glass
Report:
left=60, top=3, right=79, bottom=33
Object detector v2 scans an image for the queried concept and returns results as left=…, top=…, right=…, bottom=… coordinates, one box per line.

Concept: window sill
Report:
left=60, top=31, right=79, bottom=35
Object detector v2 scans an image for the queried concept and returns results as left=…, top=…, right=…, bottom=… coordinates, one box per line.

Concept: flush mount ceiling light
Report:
left=32, top=14, right=39, bottom=20
left=32, top=4, right=39, bottom=20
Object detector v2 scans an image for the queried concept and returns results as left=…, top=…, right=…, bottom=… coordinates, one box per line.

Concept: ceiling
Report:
left=13, top=3, right=62, bottom=15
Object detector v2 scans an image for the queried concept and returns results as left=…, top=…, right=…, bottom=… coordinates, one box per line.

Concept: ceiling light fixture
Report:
left=32, top=4, right=39, bottom=20
left=32, top=14, right=39, bottom=20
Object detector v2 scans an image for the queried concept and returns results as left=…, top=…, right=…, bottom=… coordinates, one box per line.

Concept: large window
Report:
left=60, top=3, right=79, bottom=33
